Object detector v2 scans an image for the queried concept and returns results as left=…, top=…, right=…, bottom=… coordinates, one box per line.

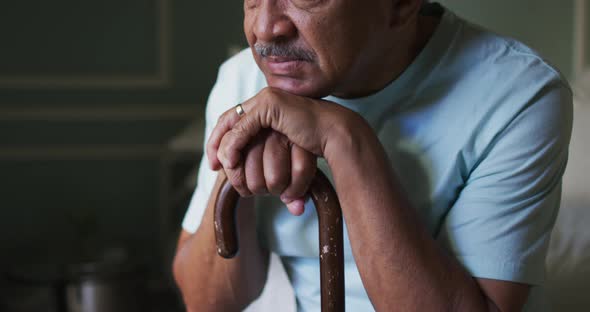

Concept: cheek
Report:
left=310, top=24, right=362, bottom=81
left=327, top=17, right=382, bottom=77
left=243, top=15, right=255, bottom=46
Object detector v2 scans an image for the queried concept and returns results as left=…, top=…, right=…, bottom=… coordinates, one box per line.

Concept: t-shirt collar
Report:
left=325, top=6, right=459, bottom=114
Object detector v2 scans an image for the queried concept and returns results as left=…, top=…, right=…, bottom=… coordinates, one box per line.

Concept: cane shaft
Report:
left=213, top=170, right=345, bottom=312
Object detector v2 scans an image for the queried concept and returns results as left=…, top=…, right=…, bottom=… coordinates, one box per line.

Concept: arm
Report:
left=173, top=172, right=269, bottom=312
left=324, top=118, right=530, bottom=311
left=209, top=87, right=566, bottom=311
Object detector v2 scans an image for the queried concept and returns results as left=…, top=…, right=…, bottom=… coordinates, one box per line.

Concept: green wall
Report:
left=0, top=0, right=246, bottom=270
left=439, top=0, right=575, bottom=78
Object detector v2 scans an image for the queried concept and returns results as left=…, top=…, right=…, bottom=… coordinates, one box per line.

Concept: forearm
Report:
left=325, top=120, right=490, bottom=311
left=173, top=177, right=269, bottom=311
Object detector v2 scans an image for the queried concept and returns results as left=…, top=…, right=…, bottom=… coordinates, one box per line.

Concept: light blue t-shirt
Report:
left=183, top=6, right=572, bottom=312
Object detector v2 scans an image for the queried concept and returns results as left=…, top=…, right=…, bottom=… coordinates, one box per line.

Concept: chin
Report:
left=265, top=75, right=330, bottom=99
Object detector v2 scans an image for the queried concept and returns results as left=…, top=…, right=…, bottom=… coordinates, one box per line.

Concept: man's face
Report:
left=244, top=0, right=391, bottom=98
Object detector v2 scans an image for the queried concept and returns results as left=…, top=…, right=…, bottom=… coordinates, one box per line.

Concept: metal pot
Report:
left=65, top=259, right=146, bottom=312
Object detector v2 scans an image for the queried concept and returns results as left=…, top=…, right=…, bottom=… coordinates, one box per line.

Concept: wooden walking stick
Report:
left=213, top=170, right=345, bottom=312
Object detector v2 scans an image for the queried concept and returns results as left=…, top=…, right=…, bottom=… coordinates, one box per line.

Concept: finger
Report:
left=263, top=131, right=291, bottom=196
left=224, top=163, right=252, bottom=197
left=217, top=113, right=266, bottom=170
left=207, top=107, right=243, bottom=171
left=280, top=145, right=316, bottom=213
left=244, top=131, right=269, bottom=195
left=286, top=199, right=306, bottom=216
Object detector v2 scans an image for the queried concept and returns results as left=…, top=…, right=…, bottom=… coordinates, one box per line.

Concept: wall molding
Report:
left=0, top=105, right=199, bottom=121
left=572, top=0, right=590, bottom=103
left=0, top=0, right=171, bottom=89
left=0, top=144, right=164, bottom=160
left=574, top=0, right=588, bottom=77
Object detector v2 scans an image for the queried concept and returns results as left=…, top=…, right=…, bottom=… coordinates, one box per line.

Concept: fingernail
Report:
left=287, top=200, right=305, bottom=216
left=280, top=194, right=293, bottom=203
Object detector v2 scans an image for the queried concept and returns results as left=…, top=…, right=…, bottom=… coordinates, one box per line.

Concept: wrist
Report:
left=323, top=111, right=395, bottom=207
left=323, top=111, right=375, bottom=166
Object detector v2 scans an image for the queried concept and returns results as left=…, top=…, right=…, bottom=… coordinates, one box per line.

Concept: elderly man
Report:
left=173, top=0, right=572, bottom=311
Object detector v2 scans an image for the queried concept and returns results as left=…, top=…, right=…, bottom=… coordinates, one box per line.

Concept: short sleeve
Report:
left=437, top=81, right=573, bottom=285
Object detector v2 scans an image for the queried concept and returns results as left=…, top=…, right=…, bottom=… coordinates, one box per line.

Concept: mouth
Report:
left=262, top=56, right=311, bottom=76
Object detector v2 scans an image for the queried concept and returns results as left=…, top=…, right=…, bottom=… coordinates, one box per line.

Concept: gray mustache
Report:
left=254, top=42, right=315, bottom=62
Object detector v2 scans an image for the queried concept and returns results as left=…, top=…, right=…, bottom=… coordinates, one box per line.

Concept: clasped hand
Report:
left=207, top=87, right=358, bottom=215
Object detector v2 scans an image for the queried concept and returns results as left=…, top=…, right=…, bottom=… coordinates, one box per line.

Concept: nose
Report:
left=252, top=1, right=296, bottom=43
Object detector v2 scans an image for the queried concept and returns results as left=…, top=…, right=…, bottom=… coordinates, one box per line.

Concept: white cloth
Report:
left=545, top=101, right=590, bottom=311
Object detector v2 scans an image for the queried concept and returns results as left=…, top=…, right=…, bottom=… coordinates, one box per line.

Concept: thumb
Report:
left=284, top=198, right=306, bottom=216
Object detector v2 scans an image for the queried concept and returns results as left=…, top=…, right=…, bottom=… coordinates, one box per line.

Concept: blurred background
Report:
left=0, top=0, right=588, bottom=311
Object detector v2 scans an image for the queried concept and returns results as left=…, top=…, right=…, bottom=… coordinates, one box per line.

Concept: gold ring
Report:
left=235, top=103, right=245, bottom=117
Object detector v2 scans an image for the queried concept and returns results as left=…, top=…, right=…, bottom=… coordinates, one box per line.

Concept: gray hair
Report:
left=254, top=42, right=315, bottom=62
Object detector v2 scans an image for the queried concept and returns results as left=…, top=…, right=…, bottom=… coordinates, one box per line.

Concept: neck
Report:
left=331, top=14, right=441, bottom=99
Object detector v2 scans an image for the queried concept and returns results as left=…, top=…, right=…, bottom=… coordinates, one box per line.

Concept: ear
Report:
left=388, top=0, right=423, bottom=29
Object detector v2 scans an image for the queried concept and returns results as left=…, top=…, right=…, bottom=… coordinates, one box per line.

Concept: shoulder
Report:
left=424, top=13, right=573, bottom=166
left=447, top=15, right=571, bottom=131
left=452, top=15, right=570, bottom=92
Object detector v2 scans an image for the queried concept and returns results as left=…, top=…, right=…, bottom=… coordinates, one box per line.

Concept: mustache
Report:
left=254, top=42, right=315, bottom=62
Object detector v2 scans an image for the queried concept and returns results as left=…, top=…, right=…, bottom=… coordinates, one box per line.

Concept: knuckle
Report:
left=217, top=111, right=229, bottom=123
left=266, top=171, right=288, bottom=194
left=216, top=149, right=225, bottom=163
left=228, top=170, right=247, bottom=194
left=265, top=170, right=281, bottom=187
left=269, top=131, right=290, bottom=150
left=292, top=160, right=312, bottom=179
left=230, top=124, right=245, bottom=137
left=217, top=145, right=230, bottom=163
left=247, top=178, right=267, bottom=195
left=291, top=161, right=306, bottom=177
